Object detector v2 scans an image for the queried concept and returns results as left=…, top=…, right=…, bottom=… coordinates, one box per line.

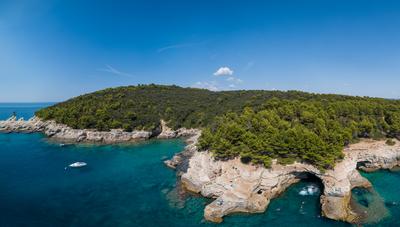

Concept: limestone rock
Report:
left=164, top=130, right=201, bottom=171
left=157, top=120, right=177, bottom=139
left=170, top=139, right=400, bottom=224
left=0, top=116, right=198, bottom=144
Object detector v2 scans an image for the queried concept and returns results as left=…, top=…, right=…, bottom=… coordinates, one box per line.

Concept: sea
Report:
left=0, top=103, right=399, bottom=226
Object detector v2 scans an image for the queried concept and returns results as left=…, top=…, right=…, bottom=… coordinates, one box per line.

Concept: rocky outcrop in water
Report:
left=167, top=139, right=400, bottom=224
left=164, top=130, right=201, bottom=170
left=0, top=116, right=199, bottom=143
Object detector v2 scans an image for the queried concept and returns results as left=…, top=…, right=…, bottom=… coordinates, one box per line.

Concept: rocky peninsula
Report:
left=166, top=138, right=400, bottom=224
left=0, top=116, right=199, bottom=143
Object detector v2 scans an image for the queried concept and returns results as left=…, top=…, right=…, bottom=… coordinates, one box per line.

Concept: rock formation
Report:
left=164, top=130, right=201, bottom=170
left=3, top=115, right=399, bottom=224
left=167, top=139, right=400, bottom=224
left=0, top=116, right=198, bottom=143
left=0, top=116, right=47, bottom=132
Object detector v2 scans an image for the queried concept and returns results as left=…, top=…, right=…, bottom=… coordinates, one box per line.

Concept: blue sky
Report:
left=1, top=0, right=400, bottom=102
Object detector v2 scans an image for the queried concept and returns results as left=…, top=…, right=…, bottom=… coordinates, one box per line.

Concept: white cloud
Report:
left=98, top=65, right=134, bottom=77
left=192, top=81, right=219, bottom=91
left=228, top=84, right=236, bottom=88
left=214, top=67, right=233, bottom=76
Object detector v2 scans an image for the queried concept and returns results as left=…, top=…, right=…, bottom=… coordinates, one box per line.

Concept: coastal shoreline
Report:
left=166, top=137, right=400, bottom=224
left=0, top=116, right=200, bottom=144
left=3, top=115, right=400, bottom=225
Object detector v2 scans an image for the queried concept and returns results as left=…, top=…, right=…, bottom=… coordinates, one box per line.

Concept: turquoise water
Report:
left=0, top=104, right=399, bottom=226
left=357, top=170, right=400, bottom=226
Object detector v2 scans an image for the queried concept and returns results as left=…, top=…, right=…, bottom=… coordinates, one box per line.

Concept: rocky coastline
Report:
left=0, top=116, right=200, bottom=143
left=3, top=115, right=399, bottom=224
left=166, top=138, right=400, bottom=224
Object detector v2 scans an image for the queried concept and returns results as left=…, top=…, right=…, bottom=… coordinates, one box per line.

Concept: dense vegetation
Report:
left=36, top=84, right=355, bottom=131
left=198, top=98, right=400, bottom=170
left=36, top=84, right=400, bottom=169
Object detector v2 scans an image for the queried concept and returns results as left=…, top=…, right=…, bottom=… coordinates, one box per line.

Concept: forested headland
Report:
left=36, top=84, right=400, bottom=169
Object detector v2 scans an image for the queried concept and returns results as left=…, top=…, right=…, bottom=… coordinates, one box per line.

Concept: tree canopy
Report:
left=198, top=98, right=400, bottom=170
left=36, top=84, right=400, bottom=170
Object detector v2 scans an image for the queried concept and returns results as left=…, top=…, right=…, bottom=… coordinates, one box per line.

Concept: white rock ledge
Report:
left=0, top=116, right=200, bottom=143
left=167, top=139, right=400, bottom=224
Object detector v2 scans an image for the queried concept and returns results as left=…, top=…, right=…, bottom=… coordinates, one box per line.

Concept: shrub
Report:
left=386, top=139, right=396, bottom=146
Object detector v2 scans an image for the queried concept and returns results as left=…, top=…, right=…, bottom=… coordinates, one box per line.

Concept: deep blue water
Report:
left=0, top=104, right=399, bottom=226
left=0, top=103, right=54, bottom=120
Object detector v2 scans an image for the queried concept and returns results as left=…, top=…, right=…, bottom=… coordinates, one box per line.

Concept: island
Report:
left=1, top=84, right=400, bottom=224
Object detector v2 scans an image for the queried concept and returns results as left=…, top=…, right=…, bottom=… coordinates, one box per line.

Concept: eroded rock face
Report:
left=0, top=116, right=199, bottom=144
left=163, top=130, right=201, bottom=170
left=167, top=139, right=400, bottom=224
left=0, top=116, right=47, bottom=132
left=157, top=120, right=178, bottom=139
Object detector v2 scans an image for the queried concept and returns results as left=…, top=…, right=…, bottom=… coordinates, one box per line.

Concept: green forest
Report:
left=36, top=84, right=400, bottom=169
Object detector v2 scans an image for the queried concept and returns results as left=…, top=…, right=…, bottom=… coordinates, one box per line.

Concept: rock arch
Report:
left=176, top=139, right=400, bottom=224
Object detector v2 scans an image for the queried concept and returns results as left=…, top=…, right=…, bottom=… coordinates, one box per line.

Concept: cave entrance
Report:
left=293, top=172, right=325, bottom=195
left=266, top=171, right=325, bottom=219
left=357, top=161, right=372, bottom=170
left=296, top=172, right=324, bottom=219
left=357, top=161, right=380, bottom=173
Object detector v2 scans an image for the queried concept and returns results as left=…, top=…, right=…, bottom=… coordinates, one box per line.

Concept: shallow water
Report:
left=0, top=104, right=399, bottom=226
left=359, top=170, right=400, bottom=226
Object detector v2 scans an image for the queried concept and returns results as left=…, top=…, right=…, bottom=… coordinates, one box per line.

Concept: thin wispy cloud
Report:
left=157, top=41, right=206, bottom=53
left=97, top=65, right=134, bottom=77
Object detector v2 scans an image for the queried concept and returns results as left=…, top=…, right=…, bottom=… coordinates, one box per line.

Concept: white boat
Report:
left=68, top=162, right=87, bottom=168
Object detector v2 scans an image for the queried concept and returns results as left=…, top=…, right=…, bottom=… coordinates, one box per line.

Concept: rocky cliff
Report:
left=167, top=139, right=400, bottom=224
left=0, top=116, right=198, bottom=143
